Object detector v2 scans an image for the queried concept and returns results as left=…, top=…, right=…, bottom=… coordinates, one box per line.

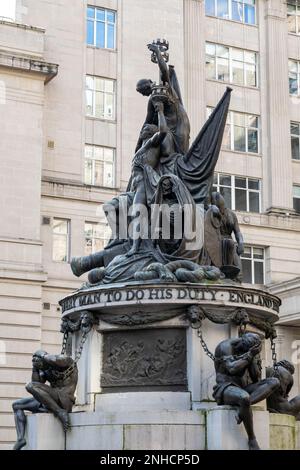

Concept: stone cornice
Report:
left=0, top=52, right=58, bottom=83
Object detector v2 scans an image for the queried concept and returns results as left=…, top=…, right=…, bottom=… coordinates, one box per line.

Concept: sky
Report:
left=0, top=0, right=16, bottom=20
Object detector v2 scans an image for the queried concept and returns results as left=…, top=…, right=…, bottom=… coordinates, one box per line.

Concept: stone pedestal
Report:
left=206, top=406, right=270, bottom=450
left=269, top=414, right=297, bottom=450
left=24, top=414, right=65, bottom=450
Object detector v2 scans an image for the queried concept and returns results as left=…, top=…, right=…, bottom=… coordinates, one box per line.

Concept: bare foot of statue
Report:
left=248, top=438, right=260, bottom=450
left=13, top=438, right=26, bottom=451
left=57, top=410, right=70, bottom=432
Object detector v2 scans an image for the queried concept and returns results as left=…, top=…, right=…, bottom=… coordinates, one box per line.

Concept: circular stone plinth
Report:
left=59, top=281, right=280, bottom=326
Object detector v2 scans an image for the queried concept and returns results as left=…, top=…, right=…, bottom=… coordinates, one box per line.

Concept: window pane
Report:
left=217, top=0, right=229, bottom=18
left=84, top=159, right=93, bottom=185
left=235, top=188, right=247, bottom=211
left=289, top=60, right=297, bottom=73
left=232, top=60, right=244, bottom=85
left=289, top=74, right=298, bottom=95
left=291, top=122, right=300, bottom=135
left=205, top=0, right=215, bottom=16
left=254, top=261, right=264, bottom=284
left=232, top=1, right=243, bottom=22
left=293, top=185, right=300, bottom=197
left=217, top=45, right=229, bottom=58
left=87, top=7, right=95, bottom=18
left=53, top=235, right=67, bottom=262
left=248, top=129, right=258, bottom=153
left=220, top=175, right=231, bottom=186
left=249, top=191, right=259, bottom=212
left=231, top=49, right=244, bottom=61
left=233, top=112, right=245, bottom=126
left=107, top=24, right=115, bottom=49
left=244, top=4, right=255, bottom=25
left=243, top=246, right=252, bottom=258
left=291, top=136, right=300, bottom=159
left=96, top=8, right=105, bottom=21
left=248, top=179, right=259, bottom=190
left=105, top=93, right=115, bottom=119
left=241, top=259, right=252, bottom=283
left=244, top=51, right=256, bottom=65
left=222, top=123, right=231, bottom=149
left=85, top=238, right=93, bottom=256
left=217, top=58, right=229, bottom=81
left=96, top=21, right=105, bottom=48
left=220, top=187, right=232, bottom=208
left=95, top=91, right=104, bottom=117
left=234, top=126, right=246, bottom=152
left=248, top=115, right=258, bottom=128
left=86, top=76, right=94, bottom=90
left=253, top=247, right=264, bottom=259
left=206, top=43, right=216, bottom=55
left=245, top=63, right=256, bottom=87
left=86, top=90, right=93, bottom=116
left=107, top=11, right=116, bottom=23
left=235, top=177, right=247, bottom=188
left=53, top=219, right=68, bottom=234
left=294, top=197, right=300, bottom=213
left=104, top=162, right=114, bottom=187
left=103, top=148, right=114, bottom=162
left=206, top=55, right=216, bottom=79
left=94, top=160, right=104, bottom=186
left=105, top=79, right=115, bottom=93
left=87, top=20, right=94, bottom=45
left=288, top=14, right=297, bottom=34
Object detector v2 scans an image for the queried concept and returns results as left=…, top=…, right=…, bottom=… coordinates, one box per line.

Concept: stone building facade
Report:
left=0, top=0, right=300, bottom=449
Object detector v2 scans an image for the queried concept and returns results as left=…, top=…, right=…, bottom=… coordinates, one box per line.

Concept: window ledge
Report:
left=87, top=44, right=117, bottom=53
left=86, top=116, right=117, bottom=124
left=205, top=14, right=258, bottom=29
left=221, top=149, right=262, bottom=157
left=206, top=78, right=259, bottom=92
left=83, top=183, right=119, bottom=191
left=292, top=158, right=300, bottom=162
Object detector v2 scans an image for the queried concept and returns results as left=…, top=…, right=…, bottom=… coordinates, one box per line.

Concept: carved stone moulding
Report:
left=59, top=281, right=280, bottom=327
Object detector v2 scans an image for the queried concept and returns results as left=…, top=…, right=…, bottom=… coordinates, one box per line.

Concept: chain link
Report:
left=196, top=324, right=215, bottom=362
left=270, top=335, right=278, bottom=369
left=61, top=331, right=69, bottom=355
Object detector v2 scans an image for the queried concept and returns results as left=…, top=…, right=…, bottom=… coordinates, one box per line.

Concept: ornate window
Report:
left=241, top=246, right=265, bottom=284
left=87, top=6, right=116, bottom=49
left=52, top=219, right=70, bottom=262
left=84, top=222, right=111, bottom=256
left=205, top=0, right=256, bottom=25
left=213, top=173, right=261, bottom=213
left=206, top=43, right=258, bottom=87
left=84, top=145, right=115, bottom=187
left=86, top=76, right=116, bottom=120
left=291, top=122, right=300, bottom=160
left=293, top=185, right=300, bottom=213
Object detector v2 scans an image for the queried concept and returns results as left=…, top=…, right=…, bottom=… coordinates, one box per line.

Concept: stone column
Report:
left=260, top=0, right=293, bottom=212
left=183, top=0, right=206, bottom=141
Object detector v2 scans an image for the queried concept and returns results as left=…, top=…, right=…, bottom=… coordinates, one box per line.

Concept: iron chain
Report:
left=196, top=324, right=215, bottom=362
left=270, top=335, right=278, bottom=369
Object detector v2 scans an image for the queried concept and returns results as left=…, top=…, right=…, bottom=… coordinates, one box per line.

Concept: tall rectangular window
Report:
left=287, top=1, right=300, bottom=34
left=293, top=185, right=300, bottom=213
left=205, top=0, right=256, bottom=25
left=86, top=76, right=116, bottom=120
left=291, top=122, right=300, bottom=160
left=206, top=43, right=258, bottom=87
left=87, top=6, right=116, bottom=49
left=0, top=0, right=16, bottom=21
left=289, top=60, right=300, bottom=95
left=53, top=219, right=70, bottom=262
left=84, top=145, right=115, bottom=187
left=208, top=109, right=260, bottom=154
left=213, top=173, right=261, bottom=212
left=241, top=246, right=265, bottom=284
left=84, top=222, right=111, bottom=256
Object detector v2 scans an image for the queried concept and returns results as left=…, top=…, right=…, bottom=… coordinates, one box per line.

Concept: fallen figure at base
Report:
left=12, top=350, right=77, bottom=450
